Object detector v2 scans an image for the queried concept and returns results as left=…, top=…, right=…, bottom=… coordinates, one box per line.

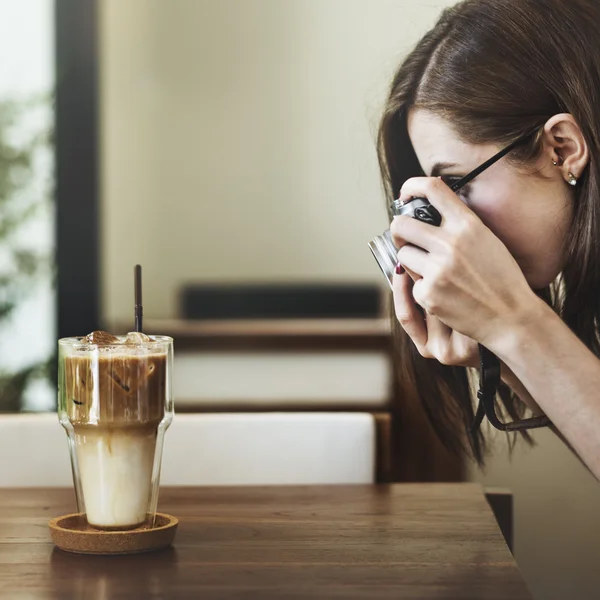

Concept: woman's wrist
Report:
left=500, top=360, right=545, bottom=415
left=492, top=296, right=552, bottom=416
left=481, top=291, right=553, bottom=365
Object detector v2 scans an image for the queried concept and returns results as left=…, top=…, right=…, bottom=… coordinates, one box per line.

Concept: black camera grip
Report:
left=413, top=204, right=442, bottom=227
left=391, top=197, right=442, bottom=227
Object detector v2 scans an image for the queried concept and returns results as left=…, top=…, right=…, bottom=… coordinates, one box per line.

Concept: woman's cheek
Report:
left=462, top=188, right=504, bottom=224
left=465, top=189, right=526, bottom=252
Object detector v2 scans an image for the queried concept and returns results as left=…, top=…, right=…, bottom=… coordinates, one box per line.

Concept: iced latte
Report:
left=58, top=331, right=173, bottom=530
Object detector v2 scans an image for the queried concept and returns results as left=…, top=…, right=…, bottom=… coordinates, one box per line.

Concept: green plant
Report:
left=0, top=96, right=54, bottom=412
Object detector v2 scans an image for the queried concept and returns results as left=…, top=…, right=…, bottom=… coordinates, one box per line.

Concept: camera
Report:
left=368, top=197, right=442, bottom=288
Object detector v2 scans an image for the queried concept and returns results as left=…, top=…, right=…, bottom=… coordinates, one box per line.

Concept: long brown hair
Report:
left=378, top=0, right=600, bottom=465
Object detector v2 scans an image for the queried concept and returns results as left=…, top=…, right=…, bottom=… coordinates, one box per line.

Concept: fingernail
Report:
left=395, top=262, right=405, bottom=275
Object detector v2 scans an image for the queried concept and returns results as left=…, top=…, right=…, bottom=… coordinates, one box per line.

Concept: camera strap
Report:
left=471, top=344, right=551, bottom=433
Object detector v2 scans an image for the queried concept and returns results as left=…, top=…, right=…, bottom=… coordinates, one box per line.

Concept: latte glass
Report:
left=57, top=335, right=173, bottom=530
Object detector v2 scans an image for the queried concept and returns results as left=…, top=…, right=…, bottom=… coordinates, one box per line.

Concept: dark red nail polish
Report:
left=395, top=263, right=405, bottom=275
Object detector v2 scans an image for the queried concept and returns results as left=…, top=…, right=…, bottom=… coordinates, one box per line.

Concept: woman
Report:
left=379, top=0, right=600, bottom=475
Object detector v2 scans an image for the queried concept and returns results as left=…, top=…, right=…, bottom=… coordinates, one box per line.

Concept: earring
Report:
left=568, top=172, right=578, bottom=186
left=553, top=156, right=564, bottom=166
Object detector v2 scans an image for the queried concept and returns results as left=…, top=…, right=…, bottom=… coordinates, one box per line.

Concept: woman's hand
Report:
left=393, top=267, right=481, bottom=368
left=394, top=261, right=545, bottom=414
left=390, top=176, right=539, bottom=348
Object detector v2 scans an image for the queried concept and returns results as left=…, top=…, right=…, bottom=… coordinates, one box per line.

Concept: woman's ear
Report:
left=542, top=113, right=590, bottom=185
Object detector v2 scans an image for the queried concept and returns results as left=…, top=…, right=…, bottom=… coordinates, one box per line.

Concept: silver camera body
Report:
left=369, top=198, right=442, bottom=288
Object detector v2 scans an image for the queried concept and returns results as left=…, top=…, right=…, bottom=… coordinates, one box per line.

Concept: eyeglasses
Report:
left=437, top=124, right=544, bottom=197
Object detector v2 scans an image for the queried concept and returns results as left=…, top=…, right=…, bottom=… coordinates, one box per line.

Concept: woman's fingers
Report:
left=403, top=265, right=421, bottom=282
left=424, top=312, right=452, bottom=362
left=396, top=244, right=428, bottom=278
left=394, top=271, right=481, bottom=367
left=392, top=270, right=428, bottom=353
left=390, top=214, right=443, bottom=252
left=426, top=312, right=481, bottom=368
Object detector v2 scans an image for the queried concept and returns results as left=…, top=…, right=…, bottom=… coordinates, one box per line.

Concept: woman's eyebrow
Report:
left=430, top=162, right=459, bottom=176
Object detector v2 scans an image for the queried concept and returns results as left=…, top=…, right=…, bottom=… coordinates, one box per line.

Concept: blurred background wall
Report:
left=98, top=3, right=600, bottom=599
left=0, top=1, right=595, bottom=598
left=99, top=0, right=449, bottom=325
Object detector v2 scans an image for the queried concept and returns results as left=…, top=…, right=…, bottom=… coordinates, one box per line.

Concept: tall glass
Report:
left=58, top=335, right=173, bottom=530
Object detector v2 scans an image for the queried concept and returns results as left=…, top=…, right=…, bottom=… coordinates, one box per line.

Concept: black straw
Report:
left=134, top=264, right=143, bottom=332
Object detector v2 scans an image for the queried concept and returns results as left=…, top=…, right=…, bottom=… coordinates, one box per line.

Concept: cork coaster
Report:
left=48, top=513, right=178, bottom=555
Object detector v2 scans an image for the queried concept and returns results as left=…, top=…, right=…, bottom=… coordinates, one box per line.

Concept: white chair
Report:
left=0, top=413, right=72, bottom=487
left=161, top=412, right=375, bottom=485
left=0, top=412, right=376, bottom=487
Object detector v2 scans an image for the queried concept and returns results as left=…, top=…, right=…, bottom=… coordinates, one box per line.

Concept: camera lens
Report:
left=368, top=230, right=398, bottom=290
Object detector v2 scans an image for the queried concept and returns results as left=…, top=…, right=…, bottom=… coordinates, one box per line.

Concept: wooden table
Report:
left=0, top=484, right=532, bottom=599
